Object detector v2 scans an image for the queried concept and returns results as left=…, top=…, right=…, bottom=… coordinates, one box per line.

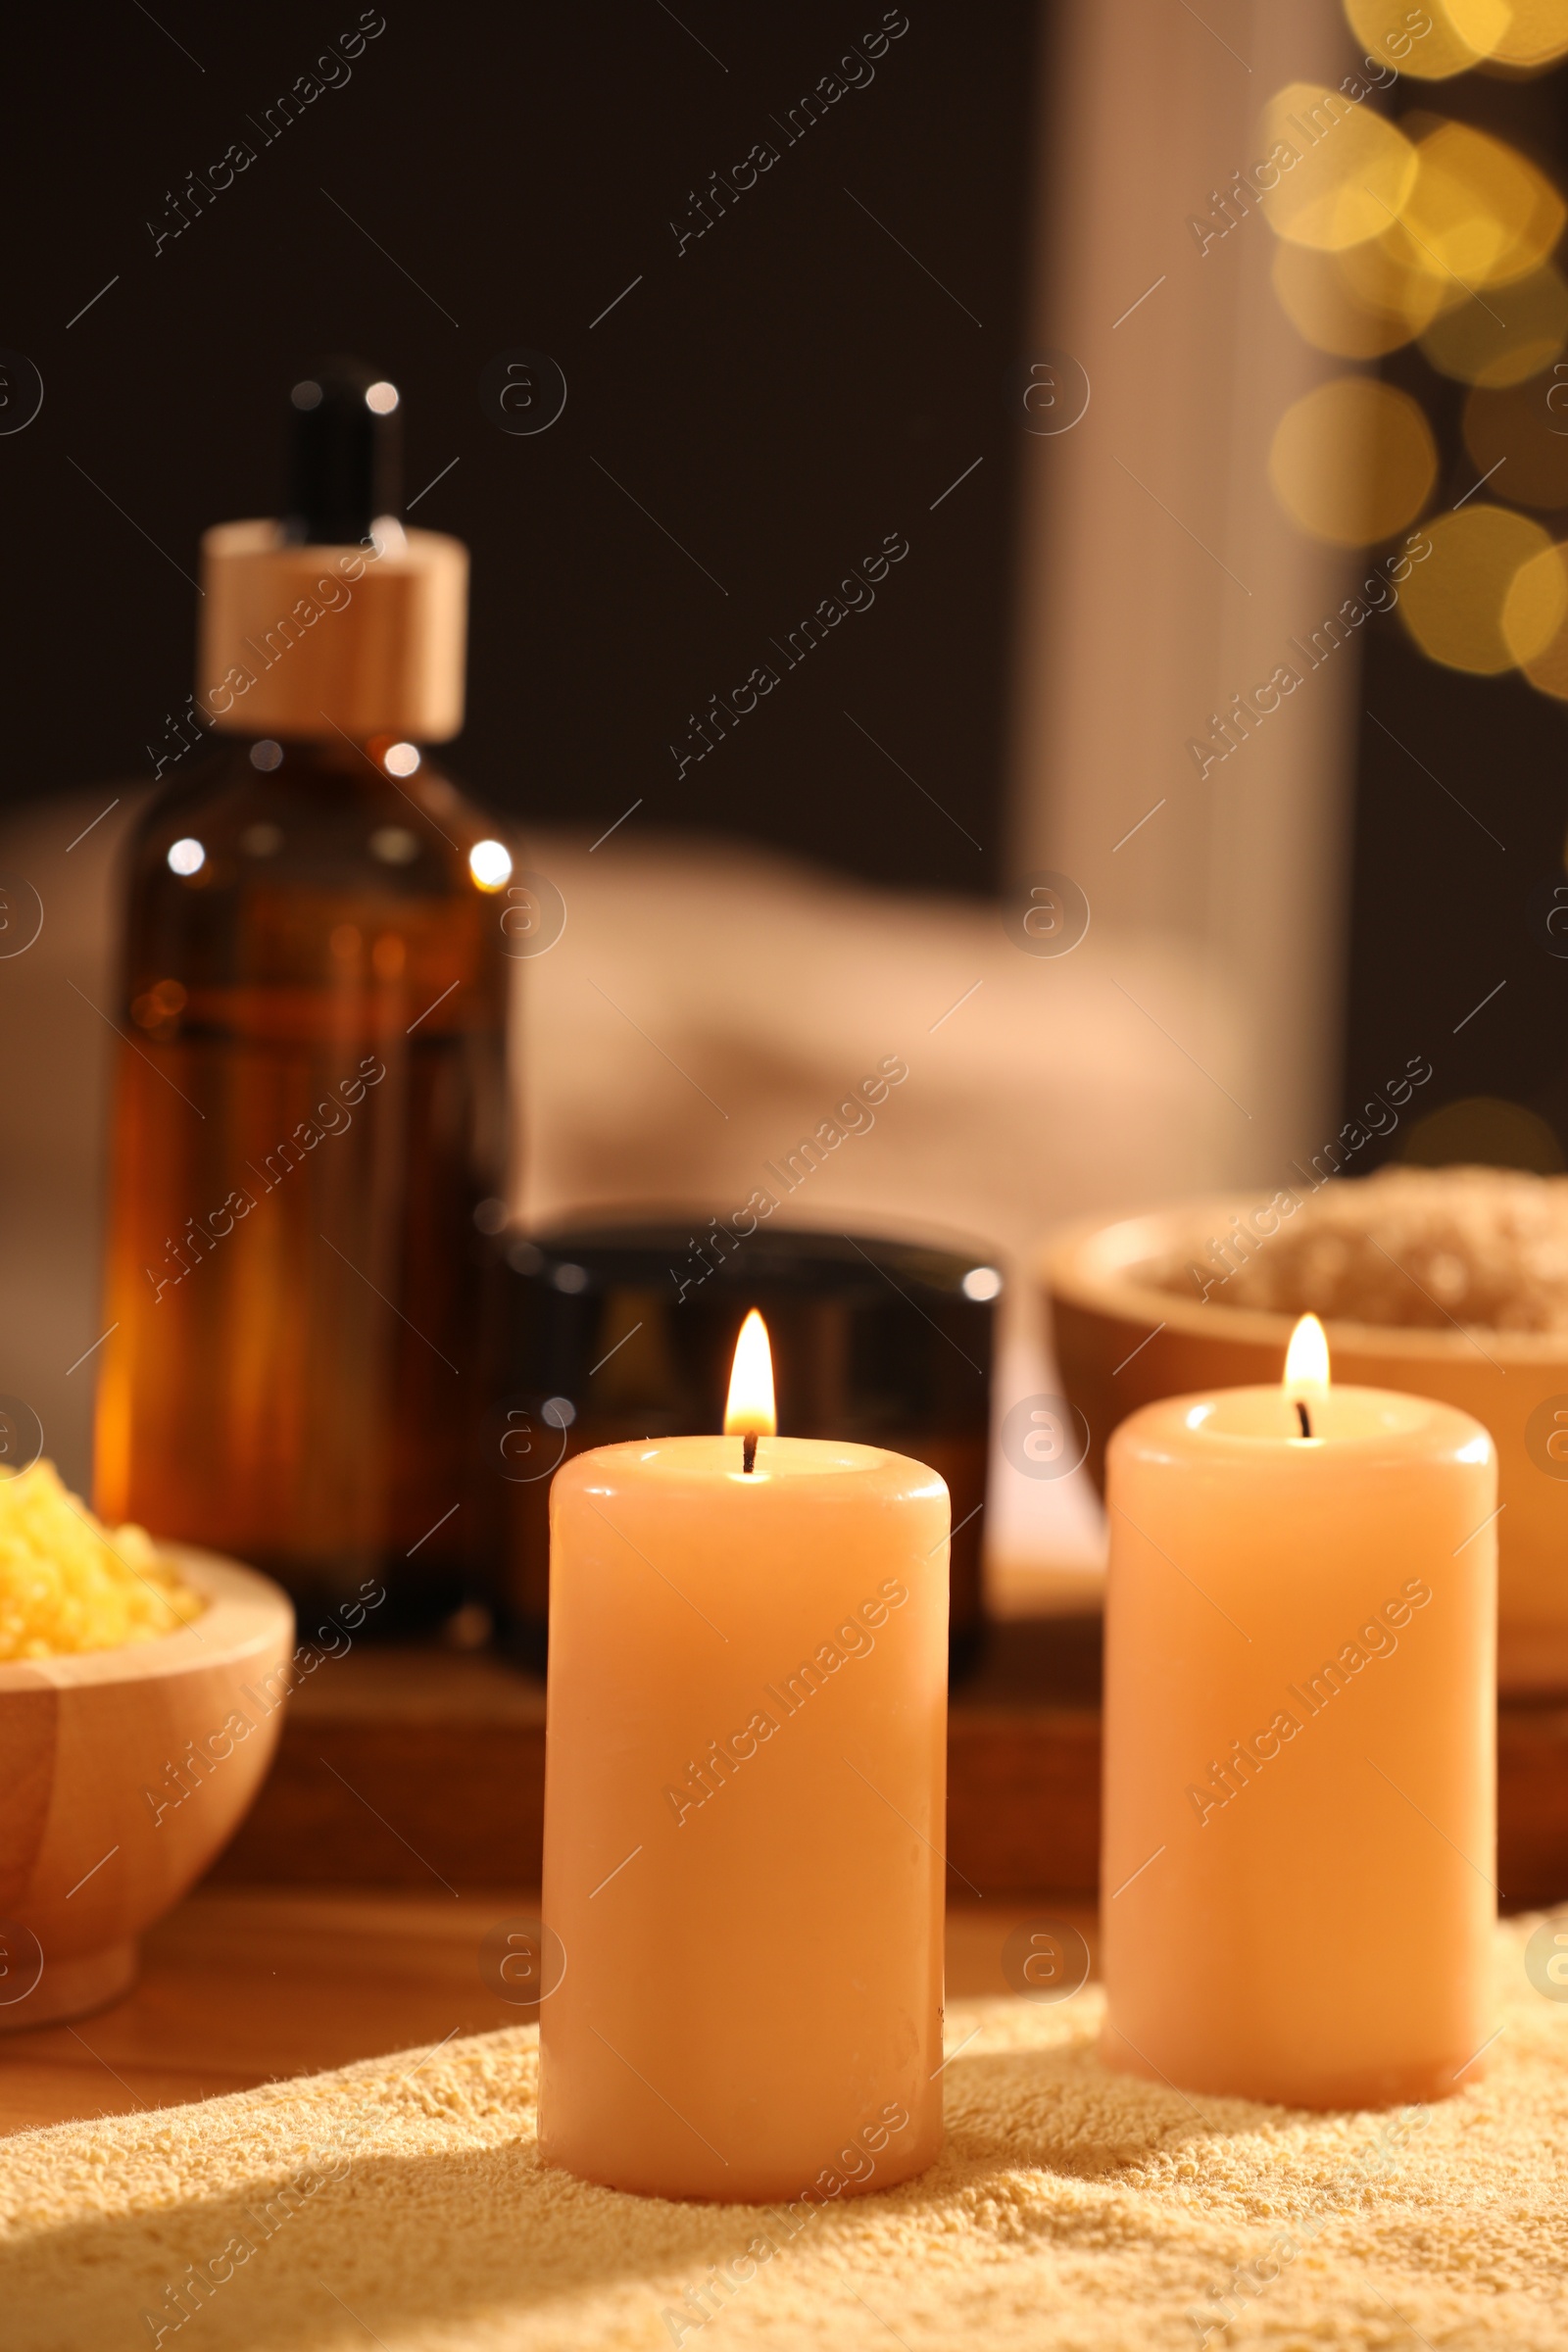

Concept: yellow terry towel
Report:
left=3, top=1920, right=1565, bottom=2351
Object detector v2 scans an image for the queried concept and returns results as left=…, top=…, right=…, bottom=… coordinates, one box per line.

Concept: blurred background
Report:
left=6, top=0, right=1568, bottom=1591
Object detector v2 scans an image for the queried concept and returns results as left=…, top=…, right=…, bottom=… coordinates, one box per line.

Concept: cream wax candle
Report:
left=539, top=1312, right=950, bottom=2201
left=1102, top=1316, right=1496, bottom=2110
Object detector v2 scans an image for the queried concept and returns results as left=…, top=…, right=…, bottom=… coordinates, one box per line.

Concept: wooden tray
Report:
left=213, top=1619, right=1568, bottom=1905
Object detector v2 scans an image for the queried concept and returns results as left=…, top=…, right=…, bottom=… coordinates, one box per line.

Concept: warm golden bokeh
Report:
left=1448, top=0, right=1568, bottom=70
left=1400, top=504, right=1553, bottom=669
left=1342, top=220, right=1460, bottom=324
left=1463, top=377, right=1568, bottom=504
left=1499, top=535, right=1568, bottom=659
left=1396, top=120, right=1564, bottom=291
left=1344, top=0, right=1485, bottom=76
left=1301, top=33, right=1568, bottom=681
left=1268, top=377, right=1437, bottom=544
left=1271, top=238, right=1446, bottom=356
left=1505, top=538, right=1568, bottom=693
left=1403, top=1095, right=1566, bottom=1171
left=1420, top=262, right=1568, bottom=384
left=1522, top=619, right=1568, bottom=694
left=1260, top=83, right=1419, bottom=250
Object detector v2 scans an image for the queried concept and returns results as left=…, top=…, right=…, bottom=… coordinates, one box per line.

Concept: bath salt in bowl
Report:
left=0, top=1465, right=293, bottom=2028
left=0, top=1460, right=205, bottom=1659
left=1043, top=1168, right=1568, bottom=1691
left=1182, top=1166, right=1568, bottom=1335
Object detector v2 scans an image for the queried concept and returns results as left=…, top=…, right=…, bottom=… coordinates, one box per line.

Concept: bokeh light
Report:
left=1403, top=1095, right=1565, bottom=1171
left=1268, top=378, right=1437, bottom=544
left=1343, top=0, right=1484, bottom=78
left=1308, top=29, right=1568, bottom=686
left=1395, top=120, right=1564, bottom=291
left=1399, top=504, right=1553, bottom=669
left=468, top=839, right=514, bottom=891
left=1271, top=238, right=1446, bottom=356
left=1447, top=0, right=1568, bottom=71
left=1504, top=540, right=1568, bottom=695
left=1260, top=83, right=1419, bottom=250
left=1419, top=261, right=1568, bottom=384
left=1499, top=536, right=1568, bottom=661
left=1463, top=378, right=1568, bottom=505
left=1523, top=626, right=1568, bottom=697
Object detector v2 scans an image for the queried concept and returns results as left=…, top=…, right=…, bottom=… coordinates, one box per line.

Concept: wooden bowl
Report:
left=0, top=1546, right=293, bottom=2029
left=1044, top=1196, right=1568, bottom=1693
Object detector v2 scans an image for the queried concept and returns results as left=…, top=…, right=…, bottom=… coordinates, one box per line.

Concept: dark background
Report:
left=0, top=0, right=1038, bottom=896
left=11, top=2, right=1568, bottom=1160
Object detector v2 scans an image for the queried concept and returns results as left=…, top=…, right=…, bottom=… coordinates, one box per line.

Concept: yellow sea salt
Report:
left=0, top=1460, right=203, bottom=1660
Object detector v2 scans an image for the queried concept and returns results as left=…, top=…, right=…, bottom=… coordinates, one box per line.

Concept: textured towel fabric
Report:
left=3, top=1921, right=1565, bottom=2352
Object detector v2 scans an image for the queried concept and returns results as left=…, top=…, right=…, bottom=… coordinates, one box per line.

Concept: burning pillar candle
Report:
left=539, top=1310, right=950, bottom=2200
left=1101, top=1315, right=1497, bottom=2109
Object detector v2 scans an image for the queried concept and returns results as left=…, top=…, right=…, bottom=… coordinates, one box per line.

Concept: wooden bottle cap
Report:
left=197, top=518, right=468, bottom=743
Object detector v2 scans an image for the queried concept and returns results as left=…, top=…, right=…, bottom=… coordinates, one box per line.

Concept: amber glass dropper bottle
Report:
left=94, top=361, right=514, bottom=1629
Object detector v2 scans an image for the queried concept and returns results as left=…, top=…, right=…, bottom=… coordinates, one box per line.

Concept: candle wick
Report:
left=743, top=1433, right=758, bottom=1475
left=1295, top=1399, right=1312, bottom=1440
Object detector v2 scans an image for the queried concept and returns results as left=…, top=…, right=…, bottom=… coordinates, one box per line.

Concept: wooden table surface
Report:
left=0, top=1887, right=1097, bottom=2138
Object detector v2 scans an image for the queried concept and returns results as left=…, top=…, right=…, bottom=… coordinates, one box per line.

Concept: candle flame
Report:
left=724, top=1308, right=776, bottom=1437
left=1283, top=1312, right=1331, bottom=1390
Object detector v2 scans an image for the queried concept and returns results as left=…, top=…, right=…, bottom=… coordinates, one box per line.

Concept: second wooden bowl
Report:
left=1045, top=1196, right=1568, bottom=1693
